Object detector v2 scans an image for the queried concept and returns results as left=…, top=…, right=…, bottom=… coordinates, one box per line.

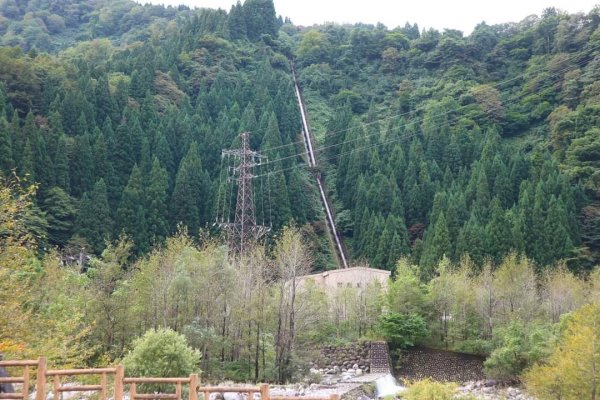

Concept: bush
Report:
left=484, top=321, right=553, bottom=381
left=402, top=379, right=457, bottom=400
left=123, top=328, right=200, bottom=378
left=378, top=312, right=428, bottom=349
left=305, top=371, right=322, bottom=384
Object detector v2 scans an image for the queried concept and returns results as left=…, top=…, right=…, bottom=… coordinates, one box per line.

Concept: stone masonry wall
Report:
left=313, top=341, right=372, bottom=374
left=396, top=347, right=485, bottom=382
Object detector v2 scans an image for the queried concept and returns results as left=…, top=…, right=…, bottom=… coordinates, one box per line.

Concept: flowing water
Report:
left=375, top=374, right=405, bottom=398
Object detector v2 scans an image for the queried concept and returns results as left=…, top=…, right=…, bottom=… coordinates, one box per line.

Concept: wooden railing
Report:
left=0, top=359, right=42, bottom=400
left=0, top=358, right=339, bottom=400
left=124, top=376, right=198, bottom=400
left=46, top=365, right=124, bottom=400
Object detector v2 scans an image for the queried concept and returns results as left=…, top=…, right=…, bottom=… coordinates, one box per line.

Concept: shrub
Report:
left=402, top=379, right=457, bottom=400
left=484, top=321, right=553, bottom=381
left=123, top=328, right=200, bottom=378
left=378, top=312, right=428, bottom=349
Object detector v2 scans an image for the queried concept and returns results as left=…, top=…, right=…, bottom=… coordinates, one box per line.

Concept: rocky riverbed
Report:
left=454, top=381, right=534, bottom=400
left=270, top=376, right=535, bottom=400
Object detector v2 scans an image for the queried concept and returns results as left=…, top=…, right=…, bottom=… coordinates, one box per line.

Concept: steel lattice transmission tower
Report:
left=220, top=132, right=270, bottom=255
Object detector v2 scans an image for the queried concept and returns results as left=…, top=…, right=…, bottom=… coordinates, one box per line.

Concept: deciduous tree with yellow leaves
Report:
left=0, top=175, right=92, bottom=367
left=524, top=301, right=600, bottom=400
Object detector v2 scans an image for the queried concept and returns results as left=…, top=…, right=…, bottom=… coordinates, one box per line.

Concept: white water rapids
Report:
left=374, top=374, right=406, bottom=398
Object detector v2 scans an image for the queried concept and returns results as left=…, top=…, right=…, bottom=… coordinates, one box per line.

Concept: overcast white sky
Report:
left=139, top=0, right=598, bottom=34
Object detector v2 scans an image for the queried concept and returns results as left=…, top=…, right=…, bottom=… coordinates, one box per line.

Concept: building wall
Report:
left=298, top=267, right=391, bottom=292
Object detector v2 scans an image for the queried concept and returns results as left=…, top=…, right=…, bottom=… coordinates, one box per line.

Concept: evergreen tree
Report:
left=74, top=179, right=112, bottom=254
left=373, top=222, right=393, bottom=268
left=95, top=75, right=114, bottom=126
left=117, top=164, right=148, bottom=255
left=42, top=186, right=76, bottom=247
left=486, top=198, right=514, bottom=263
left=474, top=167, right=491, bottom=220
left=146, top=158, right=169, bottom=244
left=530, top=183, right=550, bottom=264
left=170, top=142, right=209, bottom=235
left=153, top=129, right=175, bottom=185
left=261, top=114, right=292, bottom=228
left=228, top=1, right=247, bottom=40
left=326, top=101, right=353, bottom=163
left=92, top=133, right=113, bottom=183
left=112, top=121, right=136, bottom=191
left=544, top=195, right=573, bottom=264
left=54, top=135, right=70, bottom=193
left=0, top=116, right=13, bottom=174
left=69, top=134, right=93, bottom=198
left=421, top=212, right=451, bottom=273
left=456, top=212, right=486, bottom=264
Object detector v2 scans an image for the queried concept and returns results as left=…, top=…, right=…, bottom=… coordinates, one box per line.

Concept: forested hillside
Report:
left=2, top=0, right=600, bottom=389
left=288, top=9, right=600, bottom=272
left=1, top=0, right=599, bottom=270
left=0, top=0, right=327, bottom=260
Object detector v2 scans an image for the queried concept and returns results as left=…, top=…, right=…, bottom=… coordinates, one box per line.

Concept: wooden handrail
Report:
left=0, top=360, right=39, bottom=367
left=0, top=394, right=24, bottom=399
left=45, top=364, right=121, bottom=400
left=0, top=378, right=24, bottom=384
left=196, top=387, right=261, bottom=393
left=57, top=385, right=103, bottom=392
left=0, top=358, right=339, bottom=400
left=134, top=395, right=179, bottom=399
left=46, top=368, right=118, bottom=376
left=0, top=357, right=44, bottom=400
left=124, top=378, right=191, bottom=384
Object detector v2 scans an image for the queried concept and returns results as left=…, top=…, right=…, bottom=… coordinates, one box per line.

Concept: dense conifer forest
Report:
left=1, top=0, right=599, bottom=270
left=1, top=0, right=600, bottom=391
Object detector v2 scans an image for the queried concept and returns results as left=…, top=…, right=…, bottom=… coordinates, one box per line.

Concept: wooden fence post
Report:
left=35, top=358, right=47, bottom=400
left=130, top=383, right=137, bottom=400
left=114, top=365, right=124, bottom=400
left=175, top=383, right=182, bottom=400
left=260, top=384, right=269, bottom=400
left=100, top=373, right=107, bottom=400
left=23, top=366, right=30, bottom=400
left=52, top=375, right=60, bottom=400
left=189, top=374, right=199, bottom=400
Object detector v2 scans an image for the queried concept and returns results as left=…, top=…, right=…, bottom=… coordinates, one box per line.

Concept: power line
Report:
left=256, top=48, right=600, bottom=178
left=259, top=42, right=600, bottom=165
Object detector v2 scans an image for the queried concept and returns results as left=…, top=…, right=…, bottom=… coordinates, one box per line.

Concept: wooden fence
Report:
left=0, top=358, right=339, bottom=400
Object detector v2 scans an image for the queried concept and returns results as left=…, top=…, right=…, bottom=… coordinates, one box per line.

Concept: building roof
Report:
left=300, top=266, right=391, bottom=280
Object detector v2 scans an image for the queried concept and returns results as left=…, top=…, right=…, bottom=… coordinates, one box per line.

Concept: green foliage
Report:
left=242, top=0, right=278, bottom=40
left=1, top=1, right=600, bottom=380
left=402, top=379, right=458, bottom=400
left=565, top=127, right=600, bottom=190
left=42, top=186, right=76, bottom=246
left=297, top=30, right=331, bottom=66
left=169, top=143, right=209, bottom=236
left=484, top=321, right=554, bottom=381
left=0, top=176, right=92, bottom=366
left=378, top=312, right=428, bottom=349
left=290, top=8, right=596, bottom=269
left=74, top=179, right=112, bottom=254
left=524, top=302, right=600, bottom=400
left=123, top=328, right=200, bottom=378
